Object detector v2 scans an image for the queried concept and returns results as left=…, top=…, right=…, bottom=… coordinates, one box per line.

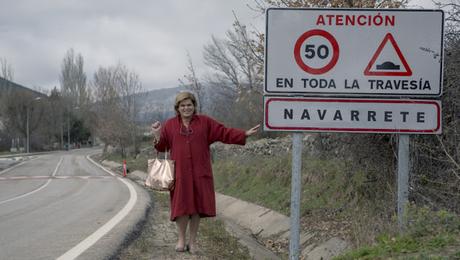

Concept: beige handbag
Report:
left=145, top=152, right=175, bottom=191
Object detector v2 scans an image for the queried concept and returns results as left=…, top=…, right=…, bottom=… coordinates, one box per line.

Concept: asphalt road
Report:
left=0, top=149, right=150, bottom=260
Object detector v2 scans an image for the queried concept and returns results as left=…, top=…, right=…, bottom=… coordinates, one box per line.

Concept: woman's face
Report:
left=178, top=99, right=195, bottom=119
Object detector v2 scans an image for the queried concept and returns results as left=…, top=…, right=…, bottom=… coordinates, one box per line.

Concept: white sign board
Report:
left=264, top=97, right=441, bottom=134
left=265, top=9, right=444, bottom=96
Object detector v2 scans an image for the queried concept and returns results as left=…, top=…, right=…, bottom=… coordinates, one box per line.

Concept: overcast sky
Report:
left=0, top=0, right=437, bottom=93
left=0, top=0, right=264, bottom=92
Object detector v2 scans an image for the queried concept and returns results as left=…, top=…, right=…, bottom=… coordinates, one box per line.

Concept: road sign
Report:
left=265, top=8, right=444, bottom=96
left=264, top=96, right=441, bottom=134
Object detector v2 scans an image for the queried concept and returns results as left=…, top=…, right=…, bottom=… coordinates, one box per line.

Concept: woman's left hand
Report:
left=245, top=124, right=260, bottom=137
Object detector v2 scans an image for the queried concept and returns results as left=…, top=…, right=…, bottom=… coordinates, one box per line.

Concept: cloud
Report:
left=0, top=0, right=263, bottom=92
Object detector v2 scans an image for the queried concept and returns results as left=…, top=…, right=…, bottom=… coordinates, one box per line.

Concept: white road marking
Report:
left=0, top=156, right=40, bottom=175
left=0, top=176, right=114, bottom=181
left=56, top=155, right=138, bottom=260
left=0, top=157, right=63, bottom=206
left=85, top=155, right=117, bottom=177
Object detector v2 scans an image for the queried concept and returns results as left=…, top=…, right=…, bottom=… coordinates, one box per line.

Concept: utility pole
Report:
left=26, top=106, right=30, bottom=153
left=61, top=119, right=64, bottom=150
left=26, top=97, right=41, bottom=153
left=67, top=116, right=70, bottom=151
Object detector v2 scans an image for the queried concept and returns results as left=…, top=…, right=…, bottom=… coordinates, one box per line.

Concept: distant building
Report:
left=0, top=77, right=46, bottom=98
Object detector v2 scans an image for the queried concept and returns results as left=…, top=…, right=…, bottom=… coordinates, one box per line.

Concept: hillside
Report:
left=136, top=86, right=185, bottom=123
left=135, top=84, right=228, bottom=124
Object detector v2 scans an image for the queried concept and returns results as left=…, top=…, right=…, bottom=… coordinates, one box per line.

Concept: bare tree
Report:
left=2, top=90, right=45, bottom=151
left=0, top=58, right=14, bottom=81
left=252, top=0, right=406, bottom=10
left=45, top=87, right=66, bottom=149
left=115, top=63, right=143, bottom=154
left=436, top=0, right=460, bottom=43
left=115, top=63, right=142, bottom=118
left=0, top=58, right=15, bottom=121
left=59, top=48, right=90, bottom=109
left=203, top=17, right=263, bottom=94
left=204, top=36, right=241, bottom=93
left=59, top=49, right=95, bottom=149
left=92, top=66, right=121, bottom=152
left=202, top=16, right=264, bottom=130
left=410, top=0, right=460, bottom=212
left=179, top=51, right=204, bottom=113
left=0, top=58, right=14, bottom=126
left=226, top=15, right=264, bottom=93
left=92, top=63, right=143, bottom=157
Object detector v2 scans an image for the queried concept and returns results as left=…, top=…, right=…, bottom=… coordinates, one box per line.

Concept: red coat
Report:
left=155, top=114, right=246, bottom=221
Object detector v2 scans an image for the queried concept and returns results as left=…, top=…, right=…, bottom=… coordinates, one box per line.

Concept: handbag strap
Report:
left=155, top=150, right=170, bottom=159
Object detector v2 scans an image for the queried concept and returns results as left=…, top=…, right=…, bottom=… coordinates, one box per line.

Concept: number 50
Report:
left=304, top=44, right=329, bottom=59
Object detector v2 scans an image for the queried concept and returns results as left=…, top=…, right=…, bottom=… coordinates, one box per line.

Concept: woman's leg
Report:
left=175, top=215, right=189, bottom=250
left=188, top=214, right=200, bottom=251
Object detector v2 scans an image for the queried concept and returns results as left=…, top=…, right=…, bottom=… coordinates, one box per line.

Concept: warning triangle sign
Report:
left=364, top=33, right=412, bottom=76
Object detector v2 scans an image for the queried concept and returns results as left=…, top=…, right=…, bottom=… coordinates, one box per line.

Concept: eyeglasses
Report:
left=180, top=124, right=193, bottom=136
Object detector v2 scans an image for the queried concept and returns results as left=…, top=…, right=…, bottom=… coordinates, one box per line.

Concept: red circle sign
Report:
left=294, top=29, right=339, bottom=75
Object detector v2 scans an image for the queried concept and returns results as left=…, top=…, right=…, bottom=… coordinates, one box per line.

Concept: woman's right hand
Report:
left=151, top=121, right=161, bottom=132
left=151, top=121, right=161, bottom=143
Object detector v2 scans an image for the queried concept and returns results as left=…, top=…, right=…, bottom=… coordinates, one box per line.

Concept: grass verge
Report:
left=101, top=152, right=149, bottom=173
left=213, top=152, right=355, bottom=218
left=212, top=152, right=460, bottom=258
left=335, top=207, right=460, bottom=259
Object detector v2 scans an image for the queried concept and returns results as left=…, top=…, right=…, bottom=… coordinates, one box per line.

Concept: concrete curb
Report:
left=216, top=194, right=349, bottom=260
left=216, top=193, right=290, bottom=237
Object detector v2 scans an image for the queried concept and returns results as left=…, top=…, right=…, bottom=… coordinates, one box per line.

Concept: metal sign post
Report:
left=397, top=134, right=410, bottom=230
left=290, top=133, right=303, bottom=260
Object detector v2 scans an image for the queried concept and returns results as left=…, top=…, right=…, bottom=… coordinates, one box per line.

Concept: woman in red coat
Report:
left=151, top=92, right=259, bottom=254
